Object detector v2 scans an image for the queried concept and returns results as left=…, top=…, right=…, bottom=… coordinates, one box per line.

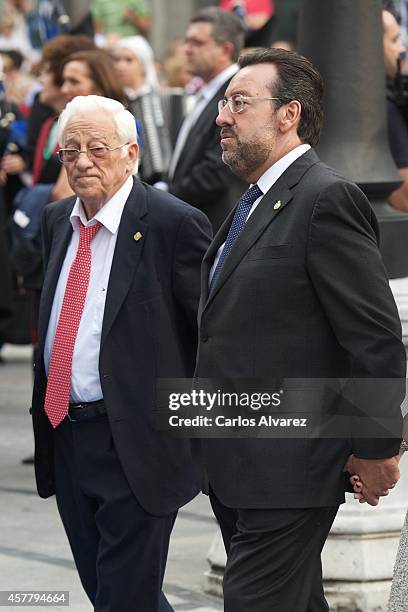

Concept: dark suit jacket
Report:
left=168, top=76, right=247, bottom=233
left=195, top=149, right=405, bottom=509
left=31, top=178, right=212, bottom=516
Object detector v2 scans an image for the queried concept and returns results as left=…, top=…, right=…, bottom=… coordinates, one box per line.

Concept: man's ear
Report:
left=279, top=100, right=301, bottom=135
left=127, top=143, right=139, bottom=172
left=221, top=40, right=234, bottom=61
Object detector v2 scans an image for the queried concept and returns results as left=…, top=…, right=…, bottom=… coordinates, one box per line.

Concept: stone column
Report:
left=322, top=474, right=408, bottom=610
left=297, top=0, right=408, bottom=279
left=150, top=0, right=195, bottom=61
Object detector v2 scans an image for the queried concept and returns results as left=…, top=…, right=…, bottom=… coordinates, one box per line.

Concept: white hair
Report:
left=115, top=36, right=159, bottom=91
left=57, top=95, right=138, bottom=172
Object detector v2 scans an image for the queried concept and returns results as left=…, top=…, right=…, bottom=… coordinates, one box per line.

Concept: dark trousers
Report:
left=54, top=415, right=175, bottom=612
left=210, top=489, right=338, bottom=612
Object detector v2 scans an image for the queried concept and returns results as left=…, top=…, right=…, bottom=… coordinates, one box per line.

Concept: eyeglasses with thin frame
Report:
left=218, top=94, right=282, bottom=114
left=58, top=142, right=130, bottom=164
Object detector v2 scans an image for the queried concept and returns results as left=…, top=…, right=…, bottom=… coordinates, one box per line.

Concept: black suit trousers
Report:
left=54, top=415, right=176, bottom=612
left=210, top=490, right=338, bottom=612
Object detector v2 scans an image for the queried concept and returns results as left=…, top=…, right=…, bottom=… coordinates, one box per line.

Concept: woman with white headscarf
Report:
left=114, top=36, right=172, bottom=184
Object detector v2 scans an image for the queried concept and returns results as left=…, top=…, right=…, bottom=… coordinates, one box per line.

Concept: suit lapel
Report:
left=39, top=203, right=75, bottom=349
left=205, top=183, right=293, bottom=308
left=174, top=80, right=232, bottom=177
left=100, top=179, right=148, bottom=346
left=201, top=149, right=321, bottom=312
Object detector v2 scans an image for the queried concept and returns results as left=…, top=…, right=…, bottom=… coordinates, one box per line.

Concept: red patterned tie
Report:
left=44, top=222, right=102, bottom=428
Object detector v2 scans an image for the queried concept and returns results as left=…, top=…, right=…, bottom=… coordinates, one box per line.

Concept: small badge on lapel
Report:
left=133, top=231, right=143, bottom=241
left=273, top=200, right=282, bottom=210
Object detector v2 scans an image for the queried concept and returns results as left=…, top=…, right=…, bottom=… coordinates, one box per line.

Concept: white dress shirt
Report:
left=44, top=175, right=134, bottom=403
left=209, top=144, right=311, bottom=285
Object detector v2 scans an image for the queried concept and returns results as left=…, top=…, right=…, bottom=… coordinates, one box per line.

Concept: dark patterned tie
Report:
left=209, top=184, right=263, bottom=292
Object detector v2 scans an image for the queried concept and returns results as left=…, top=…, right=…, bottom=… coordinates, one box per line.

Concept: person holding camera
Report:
left=383, top=8, right=408, bottom=211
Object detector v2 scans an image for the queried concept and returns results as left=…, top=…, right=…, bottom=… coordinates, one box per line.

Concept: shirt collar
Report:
left=256, top=144, right=311, bottom=195
left=125, top=83, right=152, bottom=99
left=199, top=63, right=239, bottom=103
left=70, top=175, right=134, bottom=234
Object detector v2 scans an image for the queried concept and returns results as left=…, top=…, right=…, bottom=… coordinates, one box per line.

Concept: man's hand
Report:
left=349, top=451, right=404, bottom=503
left=123, top=8, right=151, bottom=34
left=1, top=154, right=26, bottom=175
left=0, top=168, right=7, bottom=186
left=344, top=454, right=400, bottom=506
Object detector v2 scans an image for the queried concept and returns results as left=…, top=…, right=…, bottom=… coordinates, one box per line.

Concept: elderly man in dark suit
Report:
left=195, top=48, right=405, bottom=612
left=158, top=8, right=247, bottom=232
left=30, top=95, right=211, bottom=612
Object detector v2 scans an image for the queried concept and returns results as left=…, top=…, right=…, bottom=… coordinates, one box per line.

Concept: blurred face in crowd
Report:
left=61, top=61, right=102, bottom=102
left=114, top=48, right=145, bottom=90
left=383, top=10, right=406, bottom=79
left=216, top=63, right=282, bottom=183
left=39, top=63, right=65, bottom=112
left=184, top=21, right=230, bottom=82
left=61, top=110, right=138, bottom=213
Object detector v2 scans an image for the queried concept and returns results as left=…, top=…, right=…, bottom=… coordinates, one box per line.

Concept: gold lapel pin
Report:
left=273, top=200, right=282, bottom=210
left=133, top=231, right=143, bottom=241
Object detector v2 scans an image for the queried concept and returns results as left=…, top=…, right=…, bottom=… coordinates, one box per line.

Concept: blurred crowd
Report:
left=0, top=0, right=282, bottom=355
left=0, top=0, right=407, bottom=358
left=0, top=3, right=408, bottom=609
left=0, top=1, right=181, bottom=355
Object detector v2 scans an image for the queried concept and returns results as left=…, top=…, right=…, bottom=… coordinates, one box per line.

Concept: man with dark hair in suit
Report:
left=195, top=48, right=405, bottom=611
left=158, top=7, right=247, bottom=232
left=30, top=94, right=211, bottom=612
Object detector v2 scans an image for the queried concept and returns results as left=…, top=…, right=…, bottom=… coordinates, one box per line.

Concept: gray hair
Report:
left=57, top=95, right=138, bottom=172
left=190, top=7, right=245, bottom=62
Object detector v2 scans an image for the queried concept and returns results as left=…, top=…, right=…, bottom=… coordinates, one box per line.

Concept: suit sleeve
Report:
left=168, top=124, right=234, bottom=209
left=307, top=180, right=405, bottom=459
left=172, top=208, right=212, bottom=333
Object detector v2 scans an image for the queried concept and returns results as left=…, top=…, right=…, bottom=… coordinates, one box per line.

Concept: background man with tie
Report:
left=195, top=48, right=405, bottom=611
left=158, top=8, right=247, bottom=232
left=30, top=95, right=211, bottom=612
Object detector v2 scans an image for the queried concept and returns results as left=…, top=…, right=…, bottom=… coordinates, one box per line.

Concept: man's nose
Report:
left=216, top=104, right=234, bottom=127
left=75, top=150, right=94, bottom=168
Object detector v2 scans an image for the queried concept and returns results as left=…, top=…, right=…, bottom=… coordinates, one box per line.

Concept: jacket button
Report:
left=201, top=335, right=209, bottom=342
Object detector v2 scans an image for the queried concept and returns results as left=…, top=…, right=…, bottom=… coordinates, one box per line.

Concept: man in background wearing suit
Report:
left=158, top=8, right=247, bottom=232
left=31, top=95, right=211, bottom=612
left=195, top=49, right=405, bottom=611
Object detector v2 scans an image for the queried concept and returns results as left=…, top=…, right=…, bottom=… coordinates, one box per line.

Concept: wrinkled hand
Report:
left=344, top=454, right=400, bottom=506
left=349, top=452, right=403, bottom=503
